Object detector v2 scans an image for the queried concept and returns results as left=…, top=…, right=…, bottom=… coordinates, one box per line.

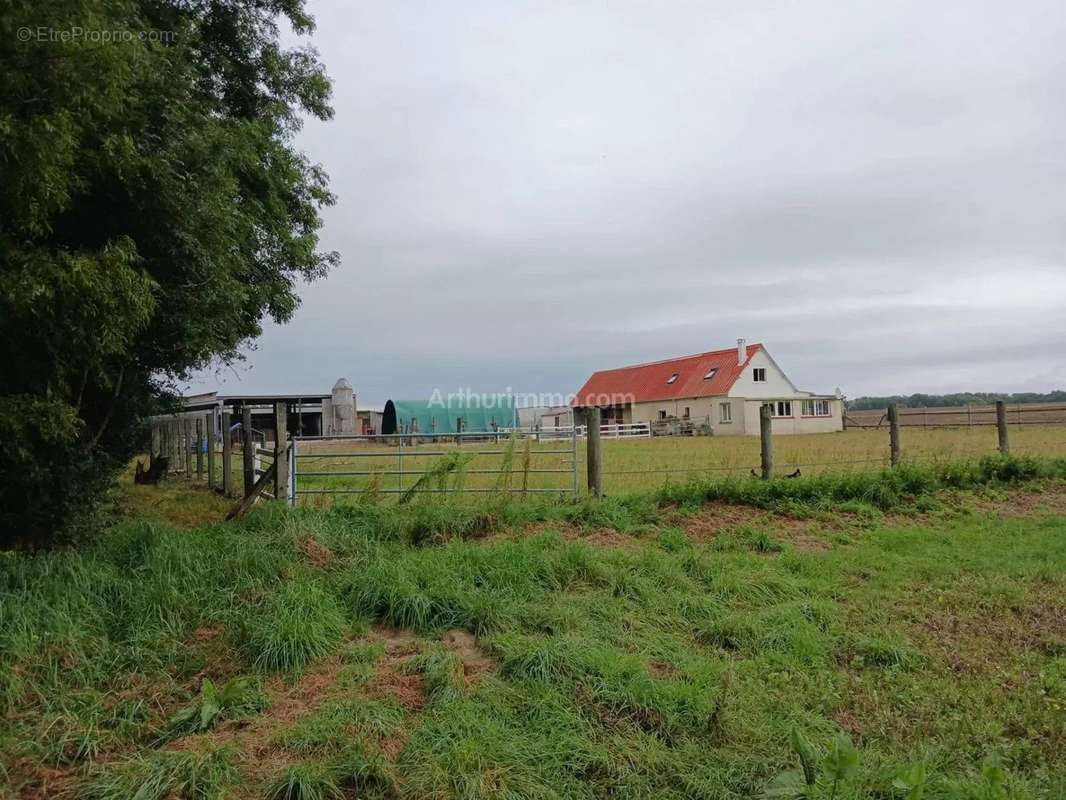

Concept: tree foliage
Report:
left=848, top=391, right=1066, bottom=411
left=0, top=0, right=336, bottom=544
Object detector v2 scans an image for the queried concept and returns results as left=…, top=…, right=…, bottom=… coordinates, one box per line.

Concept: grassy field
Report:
left=2, top=458, right=1065, bottom=798
left=289, top=426, right=1066, bottom=504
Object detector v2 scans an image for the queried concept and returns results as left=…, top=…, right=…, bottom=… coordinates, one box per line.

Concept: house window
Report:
left=703, top=368, right=717, bottom=380
left=658, top=409, right=668, bottom=421
left=683, top=407, right=690, bottom=419
left=802, top=399, right=832, bottom=417
left=666, top=372, right=679, bottom=384
left=764, top=401, right=792, bottom=418
left=719, top=402, right=732, bottom=423
left=753, top=368, right=767, bottom=382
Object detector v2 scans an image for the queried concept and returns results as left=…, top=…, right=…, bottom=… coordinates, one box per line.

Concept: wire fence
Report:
left=146, top=402, right=1066, bottom=507
left=845, top=403, right=1066, bottom=429
left=588, top=403, right=1066, bottom=494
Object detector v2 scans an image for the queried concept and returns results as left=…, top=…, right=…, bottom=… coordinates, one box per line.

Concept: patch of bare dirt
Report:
left=978, top=483, right=1066, bottom=519
left=830, top=708, right=865, bottom=740
left=442, top=629, right=496, bottom=686
left=2, top=759, right=79, bottom=800
left=882, top=482, right=1066, bottom=528
left=298, top=536, right=334, bottom=568
left=915, top=598, right=1066, bottom=676
left=647, top=660, right=680, bottom=679
left=365, top=662, right=426, bottom=711
left=490, top=522, right=644, bottom=549
left=189, top=623, right=224, bottom=644
left=182, top=623, right=242, bottom=684
left=371, top=627, right=421, bottom=656
left=364, top=628, right=426, bottom=710
left=678, top=503, right=834, bottom=552
left=170, top=654, right=347, bottom=758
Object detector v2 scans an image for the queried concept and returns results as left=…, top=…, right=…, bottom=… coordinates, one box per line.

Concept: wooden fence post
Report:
left=173, top=419, right=181, bottom=473
left=183, top=418, right=193, bottom=478
left=171, top=419, right=178, bottom=473
left=888, top=403, right=901, bottom=467
left=242, top=405, right=255, bottom=496
left=168, top=420, right=177, bottom=474
left=222, top=410, right=233, bottom=496
left=760, top=404, right=774, bottom=480
left=178, top=419, right=185, bottom=474
left=158, top=423, right=166, bottom=471
left=996, top=400, right=1010, bottom=455
left=195, top=418, right=204, bottom=480
left=274, top=401, right=289, bottom=503
left=586, top=406, right=603, bottom=498
left=151, top=423, right=161, bottom=458
left=206, top=412, right=216, bottom=490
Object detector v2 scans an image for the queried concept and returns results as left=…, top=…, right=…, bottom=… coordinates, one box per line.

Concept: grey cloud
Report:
left=189, top=0, right=1066, bottom=404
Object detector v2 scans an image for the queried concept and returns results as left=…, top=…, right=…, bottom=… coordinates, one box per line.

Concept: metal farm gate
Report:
left=289, top=429, right=579, bottom=504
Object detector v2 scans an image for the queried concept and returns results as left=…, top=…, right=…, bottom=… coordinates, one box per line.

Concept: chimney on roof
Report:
left=736, top=338, right=746, bottom=365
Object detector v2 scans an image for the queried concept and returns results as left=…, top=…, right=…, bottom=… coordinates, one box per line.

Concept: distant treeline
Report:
left=847, top=391, right=1066, bottom=411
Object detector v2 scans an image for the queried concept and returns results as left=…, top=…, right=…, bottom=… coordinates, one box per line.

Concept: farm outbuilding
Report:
left=381, top=397, right=518, bottom=435
left=178, top=377, right=381, bottom=441
left=573, top=340, right=843, bottom=436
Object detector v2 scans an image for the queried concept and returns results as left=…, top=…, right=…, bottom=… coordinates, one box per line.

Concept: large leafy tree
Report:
left=0, top=0, right=337, bottom=545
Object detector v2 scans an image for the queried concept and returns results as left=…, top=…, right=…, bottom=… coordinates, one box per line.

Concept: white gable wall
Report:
left=728, top=348, right=843, bottom=435
left=727, top=349, right=802, bottom=399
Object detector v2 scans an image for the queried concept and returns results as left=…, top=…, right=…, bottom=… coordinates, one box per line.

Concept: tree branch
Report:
left=74, top=367, right=89, bottom=412
left=88, top=365, right=125, bottom=449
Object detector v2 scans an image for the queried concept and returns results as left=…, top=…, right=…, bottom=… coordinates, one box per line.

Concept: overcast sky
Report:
left=189, top=0, right=1066, bottom=407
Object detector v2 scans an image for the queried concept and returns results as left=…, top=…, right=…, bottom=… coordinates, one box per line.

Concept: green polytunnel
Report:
left=381, top=397, right=518, bottom=435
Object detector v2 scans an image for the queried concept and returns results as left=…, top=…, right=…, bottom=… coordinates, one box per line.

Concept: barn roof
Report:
left=572, top=343, right=762, bottom=406
left=382, top=397, right=519, bottom=435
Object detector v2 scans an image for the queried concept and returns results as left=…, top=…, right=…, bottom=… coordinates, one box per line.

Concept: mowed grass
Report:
left=291, top=425, right=1066, bottom=503
left=2, top=459, right=1066, bottom=798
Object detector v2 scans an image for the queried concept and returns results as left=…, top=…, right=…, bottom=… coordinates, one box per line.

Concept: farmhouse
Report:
left=573, top=340, right=843, bottom=436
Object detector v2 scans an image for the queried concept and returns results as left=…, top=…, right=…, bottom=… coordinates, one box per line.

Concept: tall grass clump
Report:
left=348, top=534, right=606, bottom=634
left=0, top=518, right=290, bottom=713
left=399, top=452, right=474, bottom=505
left=81, top=746, right=236, bottom=800
left=493, top=430, right=520, bottom=496
left=266, top=762, right=343, bottom=800
left=266, top=749, right=390, bottom=800
left=409, top=645, right=467, bottom=703
left=245, top=579, right=345, bottom=671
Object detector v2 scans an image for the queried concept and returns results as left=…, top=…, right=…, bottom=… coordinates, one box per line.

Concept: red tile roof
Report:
left=573, top=344, right=762, bottom=406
